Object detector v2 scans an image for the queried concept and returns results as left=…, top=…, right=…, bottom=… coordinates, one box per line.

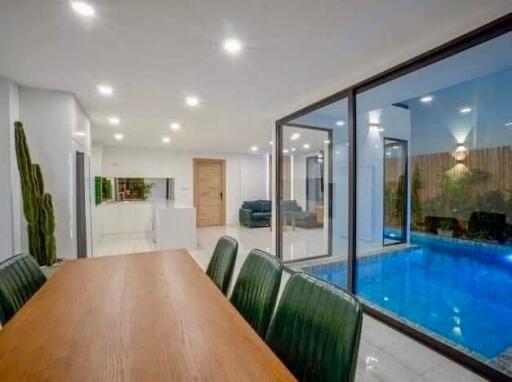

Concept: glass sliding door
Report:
left=355, top=32, right=512, bottom=372
left=275, top=16, right=512, bottom=379
left=306, top=155, right=324, bottom=212
left=277, top=98, right=349, bottom=289
left=383, top=137, right=408, bottom=245
left=279, top=125, right=331, bottom=262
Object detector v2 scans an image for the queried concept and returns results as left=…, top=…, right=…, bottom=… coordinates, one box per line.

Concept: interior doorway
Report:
left=76, top=151, right=88, bottom=258
left=193, top=159, right=226, bottom=227
left=383, top=137, right=408, bottom=246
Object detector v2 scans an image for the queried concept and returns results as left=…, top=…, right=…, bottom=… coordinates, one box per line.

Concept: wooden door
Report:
left=194, top=159, right=226, bottom=227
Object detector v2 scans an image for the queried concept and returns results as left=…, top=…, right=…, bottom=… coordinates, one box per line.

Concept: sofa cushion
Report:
left=252, top=212, right=271, bottom=222
left=242, top=200, right=271, bottom=213
left=257, top=200, right=271, bottom=213
left=242, top=201, right=257, bottom=211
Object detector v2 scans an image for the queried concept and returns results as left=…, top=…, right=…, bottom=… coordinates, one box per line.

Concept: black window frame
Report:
left=382, top=137, right=408, bottom=247
left=275, top=13, right=512, bottom=381
left=277, top=123, right=334, bottom=264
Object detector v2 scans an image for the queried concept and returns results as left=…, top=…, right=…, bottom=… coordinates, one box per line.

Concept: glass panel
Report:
left=383, top=138, right=408, bottom=245
left=354, top=32, right=512, bottom=373
left=279, top=98, right=349, bottom=288
left=280, top=125, right=330, bottom=261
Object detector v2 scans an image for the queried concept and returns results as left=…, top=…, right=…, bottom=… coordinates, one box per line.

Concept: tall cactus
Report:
left=14, top=122, right=57, bottom=266
left=41, top=194, right=57, bottom=265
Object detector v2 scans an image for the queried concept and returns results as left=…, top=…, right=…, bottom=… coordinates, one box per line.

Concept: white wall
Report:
left=18, top=86, right=92, bottom=259
left=240, top=155, right=267, bottom=202
left=356, top=106, right=411, bottom=251
left=97, top=146, right=267, bottom=225
left=0, top=82, right=92, bottom=261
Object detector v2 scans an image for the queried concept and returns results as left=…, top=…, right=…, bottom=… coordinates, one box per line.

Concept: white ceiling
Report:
left=0, top=0, right=510, bottom=155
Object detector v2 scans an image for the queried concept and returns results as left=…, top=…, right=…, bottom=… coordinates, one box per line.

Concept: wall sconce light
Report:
left=369, top=123, right=385, bottom=132
left=452, top=143, right=468, bottom=162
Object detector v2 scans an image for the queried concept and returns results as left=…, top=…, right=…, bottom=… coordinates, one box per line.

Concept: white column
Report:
left=0, top=78, right=21, bottom=260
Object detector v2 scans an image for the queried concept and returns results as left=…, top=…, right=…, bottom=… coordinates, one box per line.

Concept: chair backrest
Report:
left=266, top=272, right=363, bottom=382
left=0, top=253, right=47, bottom=325
left=206, top=236, right=238, bottom=295
left=230, top=249, right=282, bottom=337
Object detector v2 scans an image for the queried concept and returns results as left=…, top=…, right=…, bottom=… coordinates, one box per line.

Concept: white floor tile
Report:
left=93, top=225, right=485, bottom=382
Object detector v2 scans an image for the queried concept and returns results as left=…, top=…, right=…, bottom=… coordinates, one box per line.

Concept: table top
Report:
left=0, top=250, right=295, bottom=381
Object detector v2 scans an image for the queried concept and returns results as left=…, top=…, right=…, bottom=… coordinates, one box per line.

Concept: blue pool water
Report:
left=305, top=235, right=512, bottom=359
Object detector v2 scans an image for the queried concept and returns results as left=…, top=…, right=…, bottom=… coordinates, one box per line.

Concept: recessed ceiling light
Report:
left=283, top=149, right=289, bottom=154
left=420, top=95, right=433, bottom=103
left=74, top=131, right=86, bottom=137
left=71, top=1, right=95, bottom=17
left=290, top=133, right=300, bottom=141
left=113, top=133, right=124, bottom=141
left=269, top=141, right=273, bottom=145
left=108, top=116, right=120, bottom=125
left=250, top=145, right=259, bottom=152
left=97, top=84, right=114, bottom=96
left=324, top=140, right=331, bottom=144
left=185, top=96, right=200, bottom=108
left=170, top=122, right=181, bottom=131
left=336, top=120, right=345, bottom=126
left=459, top=107, right=472, bottom=114
left=223, top=38, right=243, bottom=55
left=162, top=137, right=171, bottom=143
left=291, top=147, right=296, bottom=152
left=505, top=122, right=512, bottom=127
left=303, top=143, right=311, bottom=149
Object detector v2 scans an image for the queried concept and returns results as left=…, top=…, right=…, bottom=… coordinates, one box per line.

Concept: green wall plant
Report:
left=102, top=177, right=112, bottom=200
left=95, top=176, right=102, bottom=205
left=14, top=122, right=57, bottom=266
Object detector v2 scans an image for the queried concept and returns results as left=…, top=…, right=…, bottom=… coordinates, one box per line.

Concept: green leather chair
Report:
left=230, top=249, right=282, bottom=337
left=266, top=272, right=363, bottom=382
left=0, top=253, right=47, bottom=325
left=206, top=236, right=238, bottom=295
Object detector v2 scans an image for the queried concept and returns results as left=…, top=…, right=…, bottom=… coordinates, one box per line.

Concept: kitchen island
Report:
left=154, top=201, right=196, bottom=251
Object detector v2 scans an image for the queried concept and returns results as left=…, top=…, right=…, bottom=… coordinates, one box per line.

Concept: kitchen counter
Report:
left=154, top=202, right=196, bottom=251
left=99, top=200, right=154, bottom=234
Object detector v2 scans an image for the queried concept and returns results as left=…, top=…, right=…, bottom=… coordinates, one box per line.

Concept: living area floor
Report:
left=94, top=225, right=483, bottom=381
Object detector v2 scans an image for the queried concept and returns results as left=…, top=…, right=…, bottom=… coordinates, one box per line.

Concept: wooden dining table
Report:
left=0, top=250, right=295, bottom=381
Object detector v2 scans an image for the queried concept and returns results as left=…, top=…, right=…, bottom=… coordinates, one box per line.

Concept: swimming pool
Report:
left=304, top=234, right=512, bottom=360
